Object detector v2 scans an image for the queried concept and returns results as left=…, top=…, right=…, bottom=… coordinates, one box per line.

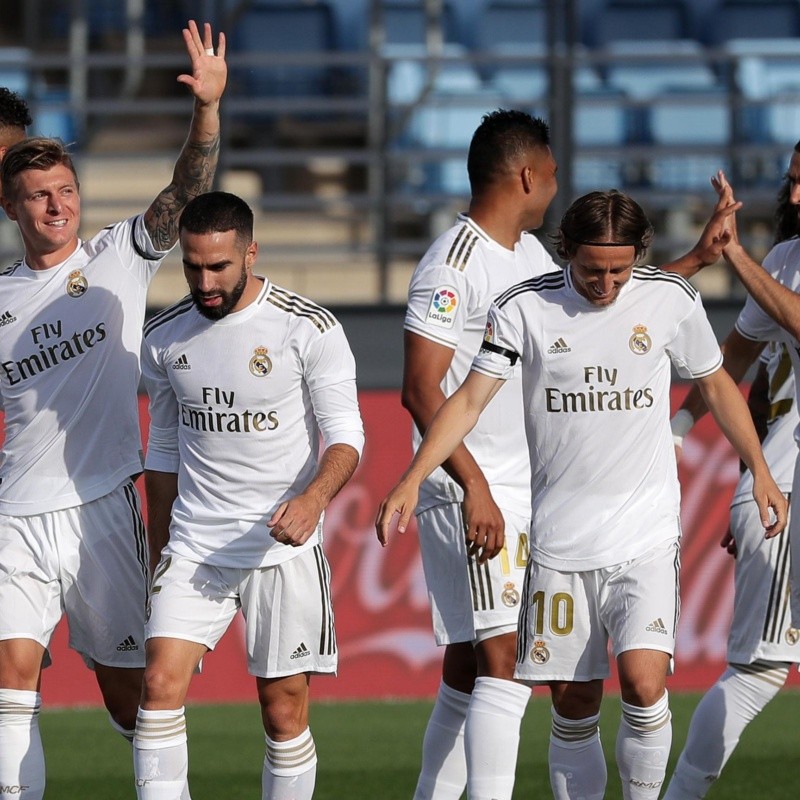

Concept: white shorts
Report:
left=146, top=544, right=337, bottom=679
left=515, top=538, right=680, bottom=683
left=417, top=503, right=530, bottom=645
left=0, top=481, right=148, bottom=669
left=728, top=496, right=799, bottom=664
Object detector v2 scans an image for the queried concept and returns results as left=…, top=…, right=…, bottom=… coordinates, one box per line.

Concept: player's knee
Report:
left=140, top=663, right=185, bottom=708
left=550, top=680, right=603, bottom=719
left=619, top=673, right=666, bottom=708
left=259, top=683, right=309, bottom=740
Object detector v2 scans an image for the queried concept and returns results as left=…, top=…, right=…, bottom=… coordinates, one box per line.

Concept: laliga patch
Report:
left=425, top=286, right=459, bottom=329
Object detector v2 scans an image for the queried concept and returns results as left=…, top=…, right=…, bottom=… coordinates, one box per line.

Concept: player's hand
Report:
left=178, top=20, right=227, bottom=106
left=689, top=170, right=742, bottom=268
left=268, top=494, right=324, bottom=547
left=751, top=471, right=788, bottom=539
left=462, top=481, right=505, bottom=564
left=719, top=527, right=738, bottom=558
left=375, top=480, right=419, bottom=546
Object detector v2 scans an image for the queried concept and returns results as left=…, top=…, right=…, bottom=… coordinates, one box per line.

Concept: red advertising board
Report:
left=3, top=387, right=797, bottom=706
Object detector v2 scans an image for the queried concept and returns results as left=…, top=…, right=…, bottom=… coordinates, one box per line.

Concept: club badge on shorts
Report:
left=629, top=323, right=651, bottom=355
left=501, top=581, right=520, bottom=607
left=66, top=269, right=88, bottom=298
left=530, top=640, right=550, bottom=664
left=249, top=346, right=272, bottom=377
left=786, top=627, right=799, bottom=645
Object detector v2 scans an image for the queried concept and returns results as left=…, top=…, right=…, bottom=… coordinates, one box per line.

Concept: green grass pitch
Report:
left=41, top=692, right=800, bottom=798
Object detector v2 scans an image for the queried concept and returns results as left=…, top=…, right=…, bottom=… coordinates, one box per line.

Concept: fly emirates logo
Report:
left=180, top=386, right=279, bottom=433
left=1, top=320, right=107, bottom=385
left=545, top=365, right=654, bottom=413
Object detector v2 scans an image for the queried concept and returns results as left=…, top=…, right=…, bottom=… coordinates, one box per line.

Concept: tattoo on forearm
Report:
left=147, top=134, right=220, bottom=250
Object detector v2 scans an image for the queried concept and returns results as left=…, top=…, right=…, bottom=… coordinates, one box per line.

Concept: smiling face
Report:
left=569, top=243, right=637, bottom=307
left=2, top=163, right=81, bottom=268
left=181, top=228, right=260, bottom=320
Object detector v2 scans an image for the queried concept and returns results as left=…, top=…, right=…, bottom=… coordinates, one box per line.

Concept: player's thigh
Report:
left=62, top=481, right=149, bottom=669
left=603, top=538, right=679, bottom=660
left=241, top=544, right=337, bottom=678
left=418, top=504, right=529, bottom=646
left=515, top=560, right=608, bottom=684
left=146, top=551, right=240, bottom=654
left=729, top=498, right=799, bottom=663
left=0, top=512, right=63, bottom=662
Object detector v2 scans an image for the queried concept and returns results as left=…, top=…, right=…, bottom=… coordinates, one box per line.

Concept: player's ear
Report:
left=245, top=240, right=257, bottom=270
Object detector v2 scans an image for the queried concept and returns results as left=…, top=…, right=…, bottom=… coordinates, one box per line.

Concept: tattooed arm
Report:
left=144, top=20, right=227, bottom=250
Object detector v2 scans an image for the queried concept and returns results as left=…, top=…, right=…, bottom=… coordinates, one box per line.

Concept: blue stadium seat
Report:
left=380, top=0, right=464, bottom=46
left=385, top=44, right=480, bottom=105
left=706, top=0, right=800, bottom=44
left=647, top=88, right=731, bottom=189
left=0, top=48, right=31, bottom=97
left=405, top=92, right=503, bottom=196
left=726, top=38, right=800, bottom=145
left=572, top=87, right=633, bottom=192
left=230, top=2, right=335, bottom=97
left=606, top=40, right=717, bottom=100
left=582, top=0, right=691, bottom=48
left=474, top=0, right=548, bottom=51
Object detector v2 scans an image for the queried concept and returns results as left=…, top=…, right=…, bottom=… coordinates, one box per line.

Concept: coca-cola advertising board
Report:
left=3, top=387, right=797, bottom=706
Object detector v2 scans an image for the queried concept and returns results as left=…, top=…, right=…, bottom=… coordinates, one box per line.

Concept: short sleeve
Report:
left=141, top=337, right=180, bottom=473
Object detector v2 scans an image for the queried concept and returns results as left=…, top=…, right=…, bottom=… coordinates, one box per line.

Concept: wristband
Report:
left=670, top=408, right=694, bottom=448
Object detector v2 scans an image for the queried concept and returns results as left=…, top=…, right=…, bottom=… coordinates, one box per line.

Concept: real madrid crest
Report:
left=249, top=346, right=272, bottom=377
left=530, top=640, right=550, bottom=664
left=66, top=269, right=88, bottom=298
left=501, top=581, right=520, bottom=607
left=629, top=323, right=651, bottom=355
left=786, top=627, right=799, bottom=645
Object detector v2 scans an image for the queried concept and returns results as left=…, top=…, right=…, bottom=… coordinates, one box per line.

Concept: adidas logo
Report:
left=0, top=311, right=17, bottom=327
left=171, top=354, right=191, bottom=370
left=290, top=642, right=311, bottom=660
left=116, top=635, right=139, bottom=652
left=645, top=618, right=668, bottom=635
left=547, top=337, right=571, bottom=354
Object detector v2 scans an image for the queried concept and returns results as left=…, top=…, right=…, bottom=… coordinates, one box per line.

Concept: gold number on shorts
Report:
left=530, top=589, right=574, bottom=636
left=145, top=555, right=172, bottom=623
left=499, top=532, right=530, bottom=576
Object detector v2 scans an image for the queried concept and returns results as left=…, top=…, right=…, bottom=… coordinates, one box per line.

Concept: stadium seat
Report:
left=379, top=0, right=464, bottom=46
left=0, top=48, right=31, bottom=96
left=647, top=87, right=731, bottom=189
left=474, top=0, right=548, bottom=51
left=706, top=0, right=800, bottom=44
left=723, top=39, right=800, bottom=145
left=582, top=0, right=691, bottom=48
left=385, top=43, right=480, bottom=105
left=606, top=40, right=717, bottom=100
left=230, top=2, right=335, bottom=98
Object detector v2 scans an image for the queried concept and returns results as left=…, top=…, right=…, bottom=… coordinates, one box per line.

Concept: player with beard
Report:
left=137, top=191, right=364, bottom=799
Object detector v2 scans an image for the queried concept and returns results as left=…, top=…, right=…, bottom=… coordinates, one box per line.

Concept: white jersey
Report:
left=732, top=343, right=797, bottom=504
left=404, top=214, right=558, bottom=517
left=142, top=278, right=365, bottom=569
left=0, top=215, right=168, bottom=515
left=736, top=236, right=800, bottom=452
left=472, top=265, right=723, bottom=571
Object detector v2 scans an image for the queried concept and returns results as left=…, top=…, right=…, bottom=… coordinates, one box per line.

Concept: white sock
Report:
left=464, top=676, right=530, bottom=800
left=549, top=707, right=606, bottom=800
left=413, top=680, right=471, bottom=800
left=133, top=706, right=189, bottom=800
left=663, top=662, right=787, bottom=799
left=115, top=713, right=193, bottom=800
left=616, top=691, right=672, bottom=800
left=263, top=727, right=317, bottom=800
left=0, top=689, right=45, bottom=800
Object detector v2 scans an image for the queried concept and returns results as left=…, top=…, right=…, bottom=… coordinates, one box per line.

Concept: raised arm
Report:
left=403, top=331, right=506, bottom=561
left=376, top=369, right=505, bottom=546
left=695, top=367, right=787, bottom=538
left=144, top=20, right=227, bottom=250
left=660, top=170, right=741, bottom=278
